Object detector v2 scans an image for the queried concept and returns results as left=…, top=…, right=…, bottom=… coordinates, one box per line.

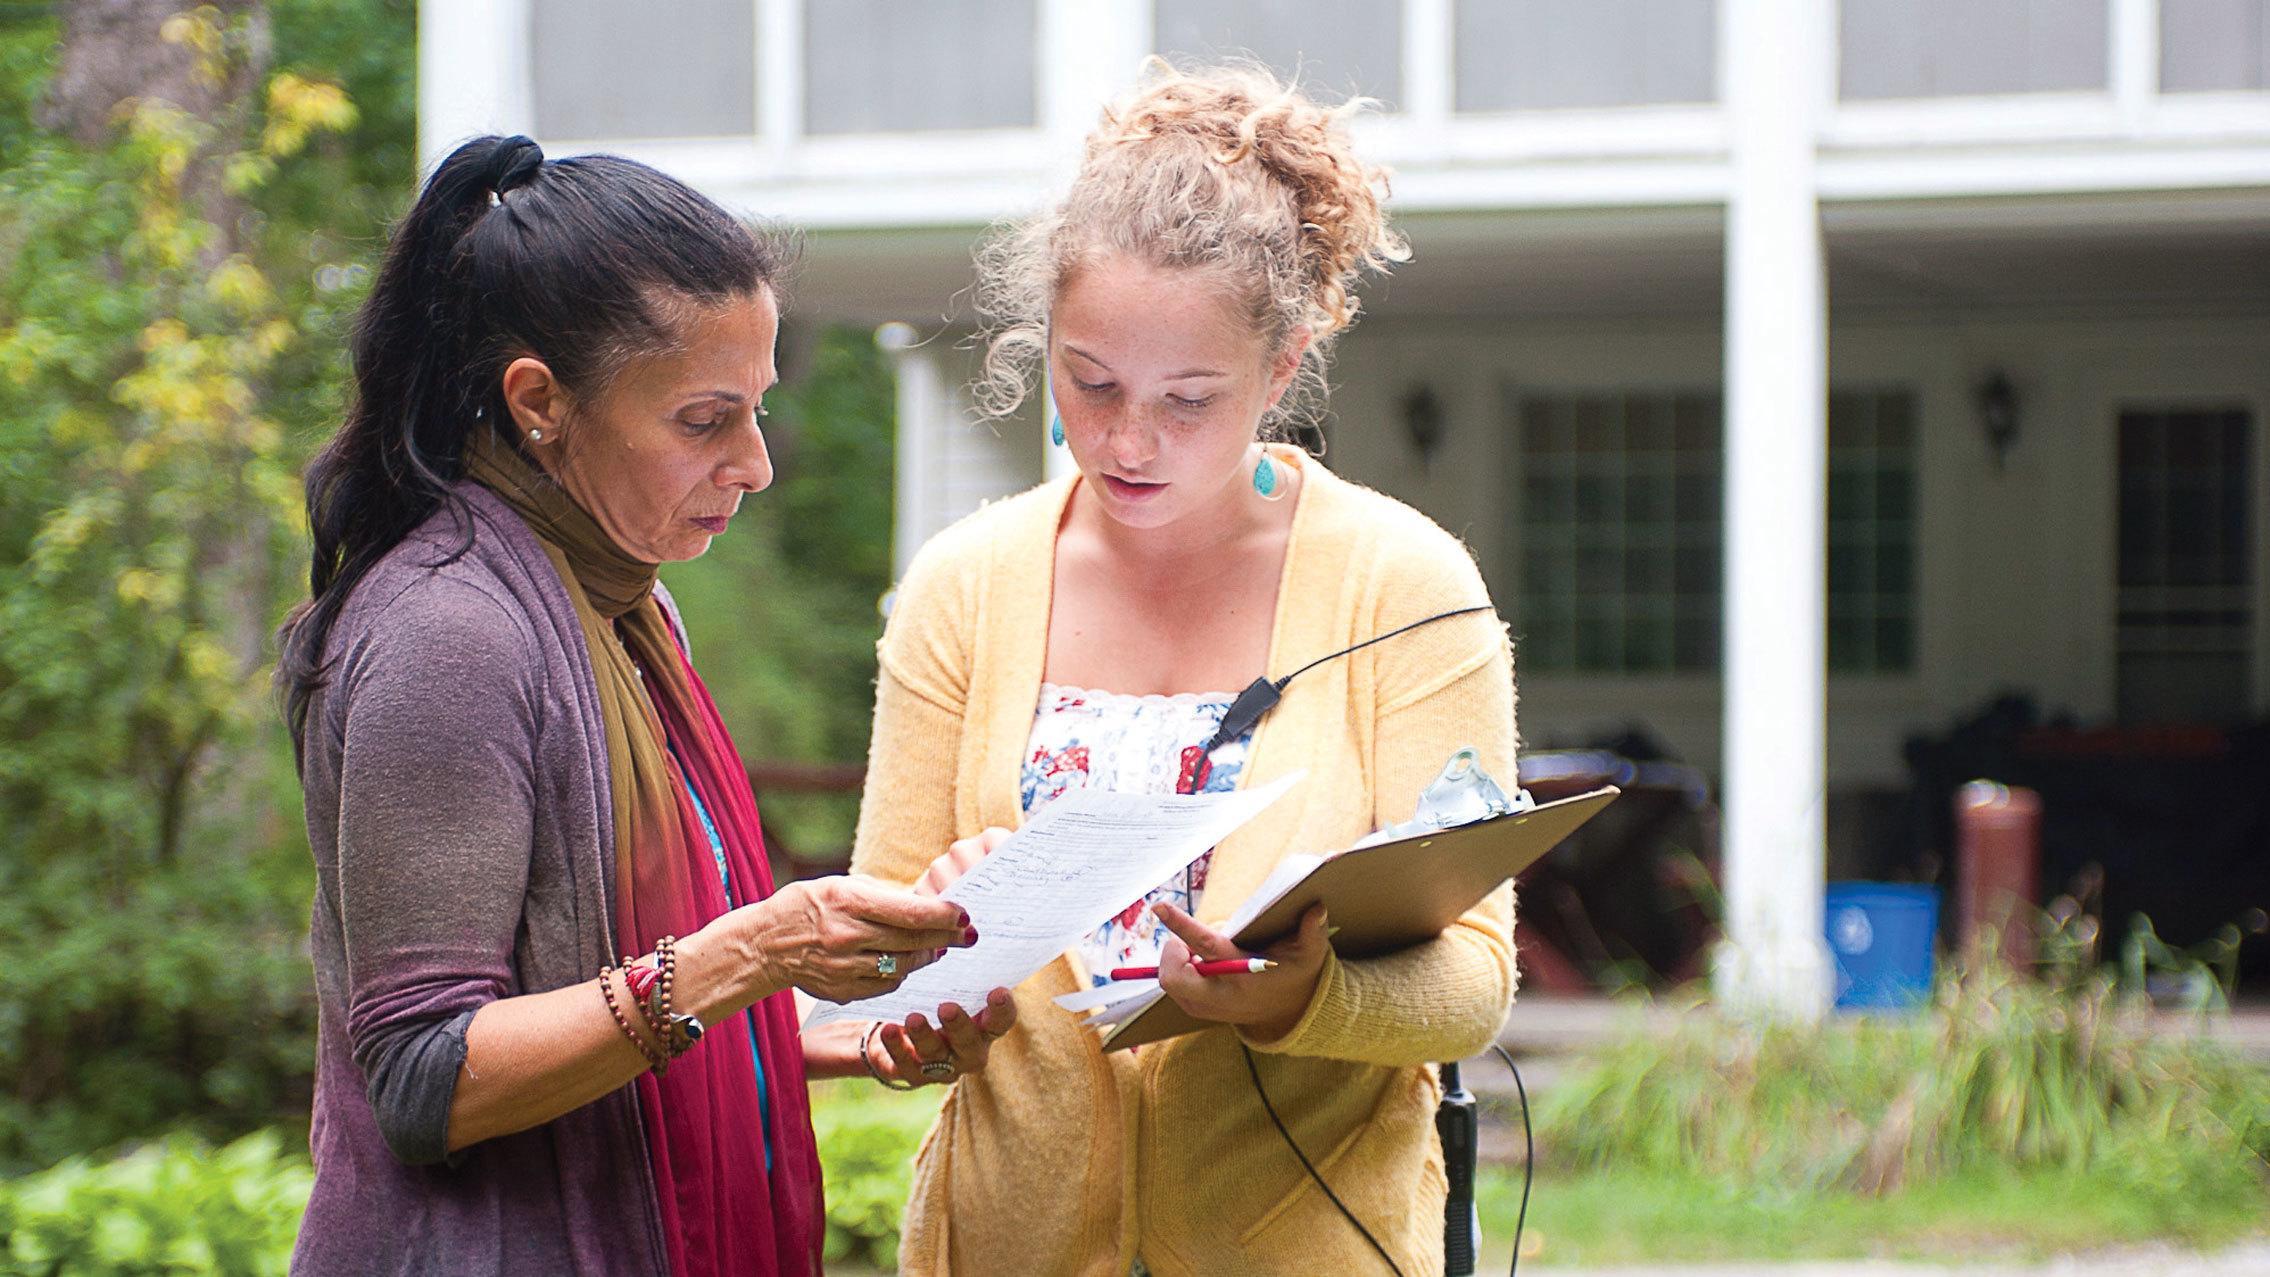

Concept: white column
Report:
left=757, top=0, right=803, bottom=163
left=416, top=0, right=536, bottom=173
left=1401, top=0, right=1455, bottom=146
left=1036, top=1, right=1142, bottom=483
left=879, top=324, right=943, bottom=579
left=1038, top=0, right=1152, bottom=142
left=2110, top=0, right=2161, bottom=128
left=1711, top=0, right=1835, bottom=1021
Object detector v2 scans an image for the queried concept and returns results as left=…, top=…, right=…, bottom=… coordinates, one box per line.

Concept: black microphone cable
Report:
left=1240, top=1040, right=1534, bottom=1277
left=1241, top=1043, right=1406, bottom=1277
left=1490, top=1042, right=1535, bottom=1277
left=1207, top=601, right=1519, bottom=1274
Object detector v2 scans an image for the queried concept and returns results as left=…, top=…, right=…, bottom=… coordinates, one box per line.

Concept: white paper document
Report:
left=802, top=772, right=1301, bottom=1029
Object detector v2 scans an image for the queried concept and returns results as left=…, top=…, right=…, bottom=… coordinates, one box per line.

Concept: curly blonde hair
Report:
left=971, top=58, right=1409, bottom=434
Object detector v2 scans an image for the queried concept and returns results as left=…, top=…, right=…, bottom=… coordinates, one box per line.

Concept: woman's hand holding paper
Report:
left=817, top=827, right=1020, bottom=1087
left=741, top=877, right=971, bottom=1005
left=864, top=988, right=1020, bottom=1088
left=917, top=826, right=1013, bottom=896
left=1152, top=902, right=1329, bottom=1041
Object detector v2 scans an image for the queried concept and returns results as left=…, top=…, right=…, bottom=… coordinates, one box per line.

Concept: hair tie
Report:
left=484, top=135, right=545, bottom=205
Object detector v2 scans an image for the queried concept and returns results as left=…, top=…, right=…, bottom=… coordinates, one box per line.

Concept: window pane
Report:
left=1672, top=606, right=1720, bottom=667
left=1154, top=0, right=1404, bottom=108
left=1874, top=615, right=1914, bottom=670
left=2161, top=0, right=2270, bottom=92
left=533, top=0, right=755, bottom=140
left=1516, top=389, right=1719, bottom=674
left=1457, top=0, right=1717, bottom=111
left=1628, top=473, right=1673, bottom=522
left=804, top=0, right=1037, bottom=135
left=1840, top=0, right=2109, bottom=99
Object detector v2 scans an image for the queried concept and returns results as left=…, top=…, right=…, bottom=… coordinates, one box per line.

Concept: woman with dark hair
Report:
left=279, top=135, right=1014, bottom=1277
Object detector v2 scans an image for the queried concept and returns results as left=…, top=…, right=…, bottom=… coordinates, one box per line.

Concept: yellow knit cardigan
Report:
left=849, top=450, right=1520, bottom=1277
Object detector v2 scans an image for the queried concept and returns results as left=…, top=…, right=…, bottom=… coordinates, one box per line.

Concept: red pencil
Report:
left=1108, top=957, right=1275, bottom=980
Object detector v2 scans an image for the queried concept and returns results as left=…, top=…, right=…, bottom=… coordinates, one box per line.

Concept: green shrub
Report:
left=0, top=1080, right=946, bottom=1277
left=0, top=1130, right=312, bottom=1276
left=1536, top=960, right=2270, bottom=1210
left=808, top=1080, right=943, bottom=1269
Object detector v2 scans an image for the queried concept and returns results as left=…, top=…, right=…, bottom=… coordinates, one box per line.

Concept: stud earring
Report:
left=1049, top=415, right=1065, bottom=447
left=1252, top=448, right=1285, bottom=501
left=528, top=428, right=544, bottom=443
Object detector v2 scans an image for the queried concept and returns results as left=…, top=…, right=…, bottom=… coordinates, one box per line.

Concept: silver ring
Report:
left=875, top=953, right=899, bottom=977
left=920, top=1061, right=955, bottom=1080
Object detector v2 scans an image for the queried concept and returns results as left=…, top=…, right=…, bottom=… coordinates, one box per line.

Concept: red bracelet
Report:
left=625, top=961, right=659, bottom=1003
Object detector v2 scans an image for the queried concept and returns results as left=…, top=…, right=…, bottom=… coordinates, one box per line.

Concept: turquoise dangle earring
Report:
left=1050, top=414, right=1066, bottom=447
left=1251, top=447, right=1285, bottom=501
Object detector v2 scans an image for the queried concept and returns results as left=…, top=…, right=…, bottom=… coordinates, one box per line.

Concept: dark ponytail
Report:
left=278, top=135, right=785, bottom=748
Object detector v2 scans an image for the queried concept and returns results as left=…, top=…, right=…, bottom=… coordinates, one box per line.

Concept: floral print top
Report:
left=1021, top=683, right=1256, bottom=987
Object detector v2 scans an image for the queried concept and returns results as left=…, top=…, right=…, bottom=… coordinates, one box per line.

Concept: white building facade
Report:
left=421, top=0, right=2270, bottom=1017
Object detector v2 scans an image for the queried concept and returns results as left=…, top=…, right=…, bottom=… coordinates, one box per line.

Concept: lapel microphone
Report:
left=1200, top=605, right=1495, bottom=756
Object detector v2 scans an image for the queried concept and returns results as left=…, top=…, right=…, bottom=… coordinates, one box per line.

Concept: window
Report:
left=1154, top=0, right=1404, bottom=108
left=2161, top=0, right=2270, bottom=93
left=1827, top=390, right=1918, bottom=673
left=1456, top=0, right=1718, bottom=112
left=532, top=0, right=755, bottom=140
left=2115, top=406, right=2256, bottom=724
left=803, top=0, right=1038, bottom=135
left=1514, top=391, right=1724, bottom=674
left=1839, top=0, right=2109, bottom=99
left=1512, top=388, right=1918, bottom=676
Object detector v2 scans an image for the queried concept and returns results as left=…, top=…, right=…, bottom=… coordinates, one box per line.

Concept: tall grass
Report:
left=1535, top=959, right=2270, bottom=1205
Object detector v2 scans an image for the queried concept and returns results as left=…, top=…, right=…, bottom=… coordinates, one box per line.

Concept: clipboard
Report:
left=1098, top=785, right=1621, bottom=1051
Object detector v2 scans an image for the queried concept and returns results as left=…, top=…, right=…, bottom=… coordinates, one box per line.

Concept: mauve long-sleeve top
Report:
left=291, top=483, right=670, bottom=1276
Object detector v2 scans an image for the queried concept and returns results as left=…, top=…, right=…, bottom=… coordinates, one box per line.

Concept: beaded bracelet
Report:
left=598, top=965, right=669, bottom=1072
left=859, top=1020, right=920, bottom=1091
left=634, top=935, right=704, bottom=1060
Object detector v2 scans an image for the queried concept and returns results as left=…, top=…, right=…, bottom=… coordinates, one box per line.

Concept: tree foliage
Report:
left=0, top=1, right=406, bottom=1171
left=660, top=325, right=897, bottom=858
left=0, top=1, right=895, bottom=1172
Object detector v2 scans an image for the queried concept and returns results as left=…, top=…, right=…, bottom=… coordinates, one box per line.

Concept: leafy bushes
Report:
left=0, top=1086, right=942, bottom=1276
left=0, top=1131, right=311, bottom=1276
left=808, top=1080, right=943, bottom=1270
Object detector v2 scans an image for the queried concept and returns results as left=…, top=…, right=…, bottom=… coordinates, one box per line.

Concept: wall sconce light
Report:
left=1975, top=369, right=2020, bottom=470
left=1402, top=384, right=1445, bottom=470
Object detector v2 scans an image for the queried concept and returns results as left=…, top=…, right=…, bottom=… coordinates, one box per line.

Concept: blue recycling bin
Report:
left=1824, top=882, right=1939, bottom=1011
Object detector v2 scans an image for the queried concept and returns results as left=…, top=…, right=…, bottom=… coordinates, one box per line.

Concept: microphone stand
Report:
left=1438, top=1060, right=1479, bottom=1275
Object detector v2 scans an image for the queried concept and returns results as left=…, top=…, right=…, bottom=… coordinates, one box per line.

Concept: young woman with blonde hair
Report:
left=851, top=62, right=1519, bottom=1275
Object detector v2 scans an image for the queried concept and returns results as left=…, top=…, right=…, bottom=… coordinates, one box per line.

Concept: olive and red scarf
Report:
left=466, top=431, right=822, bottom=1277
